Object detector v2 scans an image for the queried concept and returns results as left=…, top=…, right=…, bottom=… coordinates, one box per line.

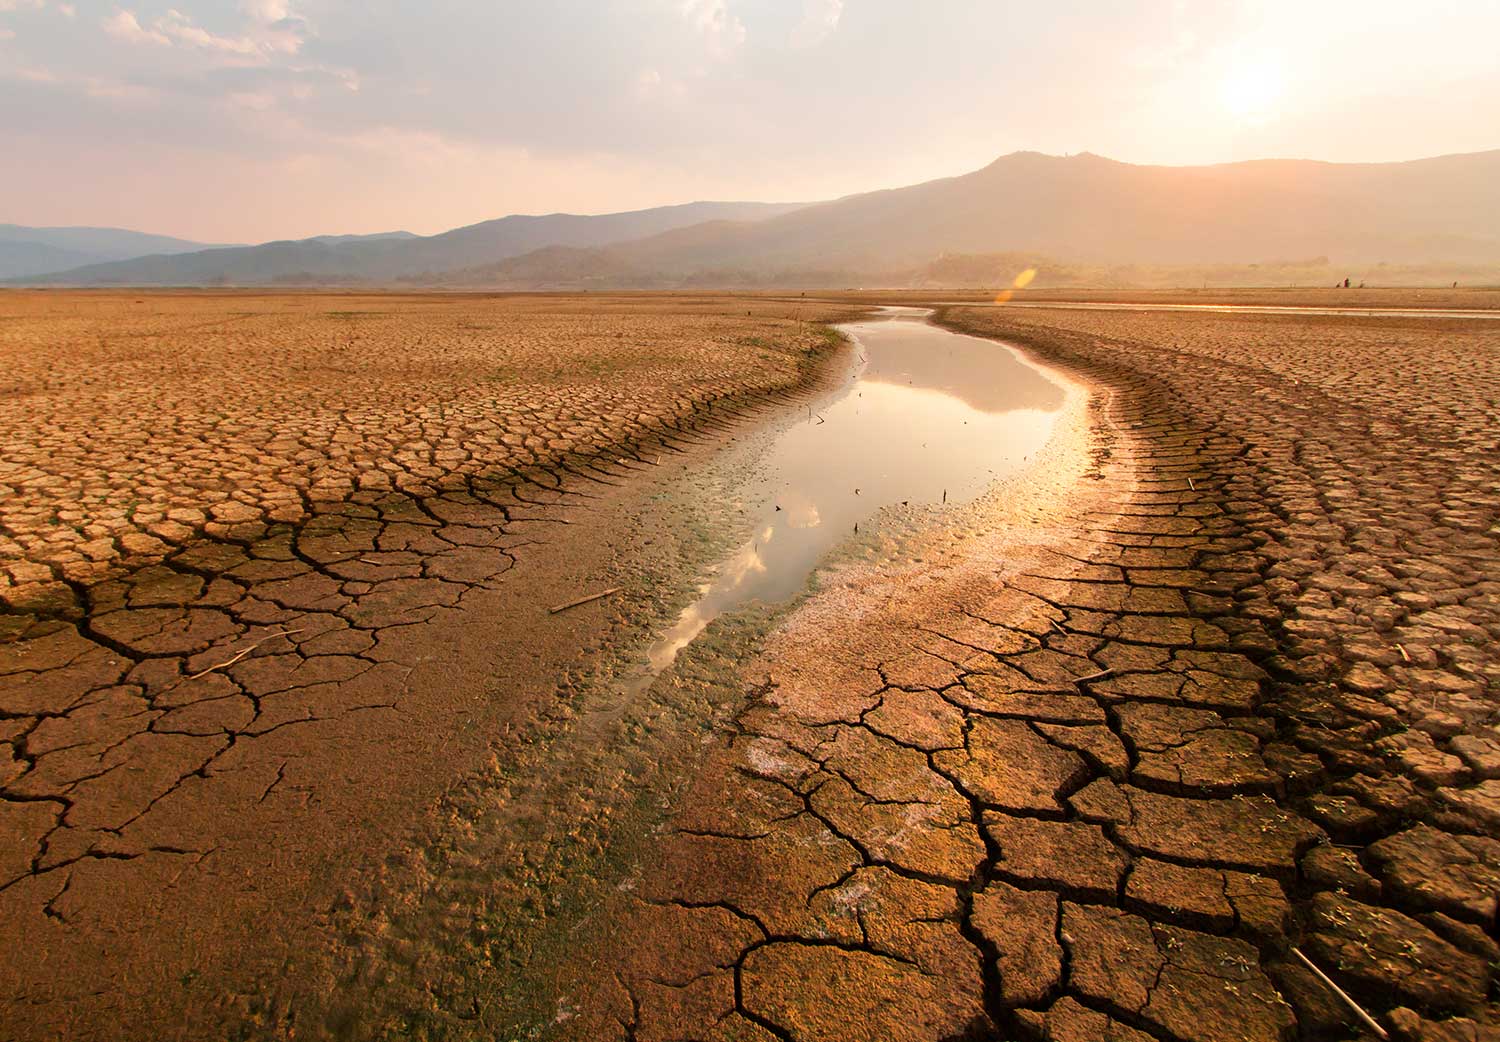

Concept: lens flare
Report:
left=995, top=267, right=1038, bottom=304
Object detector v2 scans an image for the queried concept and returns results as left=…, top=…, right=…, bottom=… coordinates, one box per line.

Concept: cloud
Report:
left=790, top=0, right=842, bottom=48
left=157, top=9, right=262, bottom=55
left=678, top=0, right=745, bottom=57
left=227, top=89, right=277, bottom=111
left=101, top=5, right=306, bottom=60
left=241, top=0, right=289, bottom=22
left=316, top=63, right=359, bottom=92
left=103, top=10, right=169, bottom=46
left=82, top=75, right=158, bottom=100
left=2, top=0, right=75, bottom=12
left=0, top=61, right=59, bottom=81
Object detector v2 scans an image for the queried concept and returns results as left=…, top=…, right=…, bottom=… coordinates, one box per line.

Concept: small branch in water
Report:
left=549, top=587, right=623, bottom=614
left=1290, top=948, right=1390, bottom=1040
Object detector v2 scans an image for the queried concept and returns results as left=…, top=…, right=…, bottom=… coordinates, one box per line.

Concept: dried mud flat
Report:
left=558, top=302, right=1500, bottom=1042
left=4, top=290, right=1500, bottom=1042
left=0, top=290, right=867, bottom=1039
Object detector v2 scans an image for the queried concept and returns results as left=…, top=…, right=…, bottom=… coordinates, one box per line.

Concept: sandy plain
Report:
left=3, top=289, right=1499, bottom=1042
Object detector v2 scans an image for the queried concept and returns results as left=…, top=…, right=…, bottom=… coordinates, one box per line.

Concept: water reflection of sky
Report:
left=645, top=311, right=1066, bottom=674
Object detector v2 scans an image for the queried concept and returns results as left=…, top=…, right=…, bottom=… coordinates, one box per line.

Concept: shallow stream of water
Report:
left=640, top=307, right=1066, bottom=675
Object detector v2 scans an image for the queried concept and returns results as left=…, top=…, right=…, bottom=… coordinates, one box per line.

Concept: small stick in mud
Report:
left=187, top=628, right=304, bottom=681
left=1049, top=618, right=1068, bottom=635
left=1396, top=643, right=1411, bottom=663
left=1188, top=476, right=1196, bottom=491
left=549, top=587, right=623, bottom=614
left=1290, top=948, right=1390, bottom=1040
left=1071, top=667, right=1113, bottom=686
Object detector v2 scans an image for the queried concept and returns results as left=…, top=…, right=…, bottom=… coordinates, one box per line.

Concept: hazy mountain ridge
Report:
left=562, top=149, right=1500, bottom=276
left=299, top=232, right=420, bottom=246
left=0, top=224, right=234, bottom=279
left=13, top=150, right=1500, bottom=287
left=422, top=150, right=1500, bottom=289
left=12, top=201, right=807, bottom=286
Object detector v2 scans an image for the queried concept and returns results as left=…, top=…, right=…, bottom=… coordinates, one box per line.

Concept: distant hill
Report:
left=0, top=224, right=233, bottom=279
left=16, top=150, right=1500, bottom=288
left=432, top=150, right=1500, bottom=287
left=14, top=202, right=807, bottom=286
left=299, top=231, right=419, bottom=246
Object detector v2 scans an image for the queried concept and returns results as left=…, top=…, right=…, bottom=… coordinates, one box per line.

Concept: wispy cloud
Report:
left=240, top=0, right=288, bottom=22
left=0, top=0, right=73, bottom=15
left=157, top=9, right=262, bottom=54
left=790, top=0, right=842, bottom=48
left=677, top=0, right=745, bottom=57
left=102, top=9, right=169, bottom=45
left=8, top=1, right=1500, bottom=243
left=102, top=4, right=307, bottom=60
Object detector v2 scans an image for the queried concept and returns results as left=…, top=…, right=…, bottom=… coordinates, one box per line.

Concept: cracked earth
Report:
left=557, top=304, right=1500, bottom=1042
left=0, top=290, right=866, bottom=1039
left=5, top=292, right=1499, bottom=1042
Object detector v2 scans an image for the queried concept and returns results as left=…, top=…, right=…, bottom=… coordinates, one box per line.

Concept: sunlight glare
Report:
left=1220, top=54, right=1286, bottom=125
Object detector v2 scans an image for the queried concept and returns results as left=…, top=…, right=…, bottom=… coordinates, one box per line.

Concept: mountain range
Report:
left=0, top=225, right=238, bottom=280
left=7, top=202, right=803, bottom=287
left=9, top=150, right=1500, bottom=288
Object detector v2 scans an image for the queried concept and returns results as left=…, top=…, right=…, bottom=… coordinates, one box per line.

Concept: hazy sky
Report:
left=2, top=0, right=1496, bottom=242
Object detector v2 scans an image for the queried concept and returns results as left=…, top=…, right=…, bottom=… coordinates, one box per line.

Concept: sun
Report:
left=1220, top=55, right=1286, bottom=125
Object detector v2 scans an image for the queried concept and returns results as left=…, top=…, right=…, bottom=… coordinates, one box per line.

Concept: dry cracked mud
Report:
left=5, top=291, right=1499, bottom=1042
left=0, top=290, right=868, bottom=1039
left=551, top=302, right=1500, bottom=1042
